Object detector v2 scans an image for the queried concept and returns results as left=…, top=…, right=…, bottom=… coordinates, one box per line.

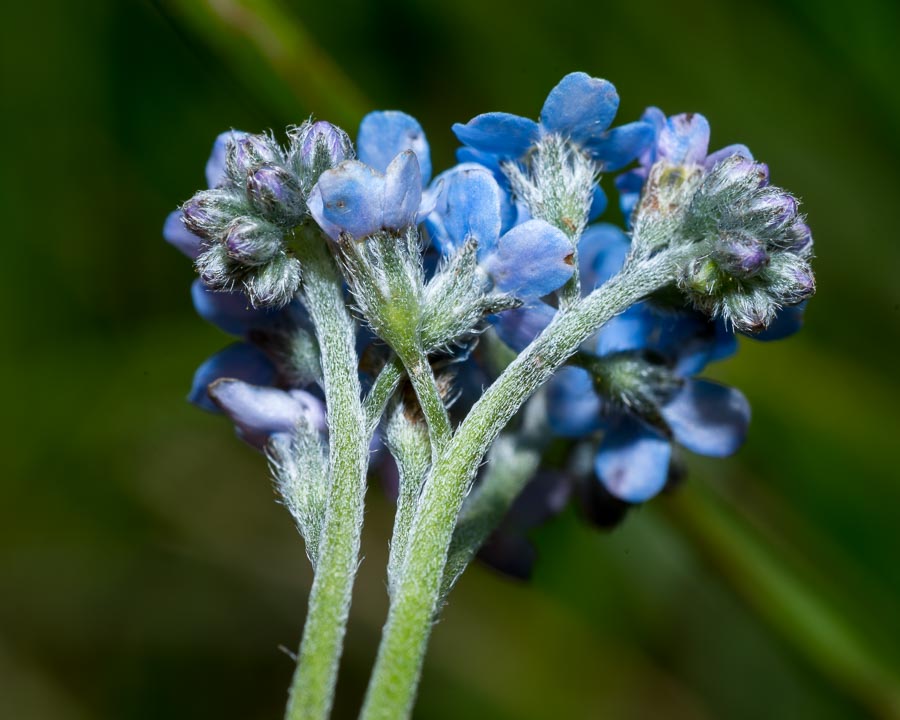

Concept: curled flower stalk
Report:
left=164, top=72, right=814, bottom=720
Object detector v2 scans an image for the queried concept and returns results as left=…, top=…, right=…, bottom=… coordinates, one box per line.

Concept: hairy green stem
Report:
left=364, top=356, right=404, bottom=436
left=285, top=230, right=369, bottom=720
left=360, top=250, right=685, bottom=719
left=440, top=430, right=543, bottom=599
left=398, top=348, right=452, bottom=456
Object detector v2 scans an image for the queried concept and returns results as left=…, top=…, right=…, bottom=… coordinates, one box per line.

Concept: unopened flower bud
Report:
left=244, top=253, right=303, bottom=308
left=182, top=189, right=244, bottom=241
left=743, top=190, right=797, bottom=231
left=716, top=232, right=769, bottom=276
left=297, top=121, right=352, bottom=170
left=246, top=164, right=305, bottom=225
left=779, top=220, right=813, bottom=255
left=227, top=133, right=283, bottom=180
left=196, top=243, right=243, bottom=291
left=224, top=216, right=283, bottom=265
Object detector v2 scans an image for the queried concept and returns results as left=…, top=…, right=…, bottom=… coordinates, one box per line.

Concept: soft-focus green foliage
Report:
left=2, top=0, right=899, bottom=718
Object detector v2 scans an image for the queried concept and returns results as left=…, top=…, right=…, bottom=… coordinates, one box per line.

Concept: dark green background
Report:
left=2, top=0, right=898, bottom=717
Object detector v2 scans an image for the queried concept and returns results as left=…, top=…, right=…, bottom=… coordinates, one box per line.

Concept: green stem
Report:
left=364, top=356, right=404, bottom=436
left=398, top=348, right=452, bottom=456
left=285, top=230, right=368, bottom=720
left=360, top=250, right=684, bottom=719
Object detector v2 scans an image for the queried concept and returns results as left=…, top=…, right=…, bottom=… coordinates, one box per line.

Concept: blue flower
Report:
left=424, top=165, right=574, bottom=300
left=452, top=72, right=654, bottom=172
left=546, top=305, right=750, bottom=503
left=308, top=150, right=432, bottom=240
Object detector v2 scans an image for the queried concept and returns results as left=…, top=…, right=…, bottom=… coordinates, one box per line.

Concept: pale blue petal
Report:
left=584, top=120, right=656, bottom=171
left=208, top=380, right=326, bottom=449
left=483, top=219, right=574, bottom=298
left=308, top=160, right=384, bottom=240
left=658, top=113, right=710, bottom=166
left=188, top=343, right=276, bottom=413
left=539, top=73, right=619, bottom=145
left=547, top=367, right=603, bottom=437
left=358, top=111, right=432, bottom=183
left=452, top=112, right=540, bottom=157
left=490, top=302, right=556, bottom=352
left=595, top=417, right=671, bottom=503
left=428, top=165, right=502, bottom=257
left=383, top=151, right=423, bottom=231
left=661, top=379, right=750, bottom=457
left=164, top=210, right=203, bottom=259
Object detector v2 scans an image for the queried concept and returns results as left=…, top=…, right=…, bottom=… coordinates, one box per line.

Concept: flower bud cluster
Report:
left=184, top=122, right=352, bottom=308
left=627, top=112, right=815, bottom=333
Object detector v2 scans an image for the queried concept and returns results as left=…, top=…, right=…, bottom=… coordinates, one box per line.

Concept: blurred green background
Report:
left=2, top=0, right=899, bottom=717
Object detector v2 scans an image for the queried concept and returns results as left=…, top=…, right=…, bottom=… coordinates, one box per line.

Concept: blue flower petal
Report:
left=456, top=146, right=505, bottom=175
left=164, top=210, right=203, bottom=259
left=490, top=302, right=556, bottom=352
left=191, top=279, right=281, bottom=336
left=358, top=111, right=432, bottom=183
left=583, top=120, right=656, bottom=171
left=308, top=160, right=385, bottom=240
left=483, top=219, right=574, bottom=298
left=658, top=113, right=710, bottom=166
left=208, top=380, right=326, bottom=450
left=426, top=165, right=502, bottom=257
left=188, top=343, right=276, bottom=413
left=383, top=151, right=423, bottom=231
left=452, top=112, right=540, bottom=157
left=595, top=304, right=657, bottom=357
left=547, top=367, right=604, bottom=437
left=614, top=169, right=647, bottom=228
left=206, top=130, right=246, bottom=188
left=661, top=379, right=750, bottom=457
left=594, top=416, right=672, bottom=503
left=539, top=73, right=619, bottom=145
left=579, top=223, right=629, bottom=290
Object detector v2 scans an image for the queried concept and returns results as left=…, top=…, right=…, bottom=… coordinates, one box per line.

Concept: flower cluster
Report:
left=165, top=72, right=814, bottom=577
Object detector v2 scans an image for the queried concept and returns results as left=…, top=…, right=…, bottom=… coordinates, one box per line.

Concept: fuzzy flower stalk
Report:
left=163, top=73, right=814, bottom=720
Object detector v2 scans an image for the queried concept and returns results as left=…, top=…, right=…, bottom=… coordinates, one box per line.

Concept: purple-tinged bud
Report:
left=704, top=155, right=769, bottom=197
left=224, top=216, right=283, bottom=265
left=196, top=243, right=242, bottom=291
left=716, top=232, right=769, bottom=276
left=246, top=164, right=305, bottom=225
left=227, top=133, right=283, bottom=180
left=786, top=265, right=816, bottom=303
left=781, top=220, right=813, bottom=255
left=182, top=189, right=244, bottom=241
left=745, top=190, right=797, bottom=231
left=297, top=121, right=352, bottom=170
